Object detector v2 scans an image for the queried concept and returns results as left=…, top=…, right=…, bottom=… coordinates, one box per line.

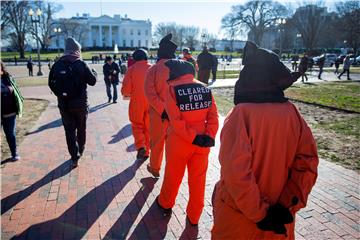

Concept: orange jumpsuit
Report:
left=158, top=74, right=219, bottom=224
left=212, top=102, right=319, bottom=240
left=144, top=59, right=170, bottom=172
left=121, top=60, right=152, bottom=155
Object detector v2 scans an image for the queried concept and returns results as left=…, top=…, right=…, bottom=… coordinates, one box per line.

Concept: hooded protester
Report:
left=121, top=49, right=152, bottom=160
left=48, top=37, right=97, bottom=168
left=144, top=33, right=177, bottom=178
left=211, top=41, right=318, bottom=240
left=156, top=59, right=219, bottom=226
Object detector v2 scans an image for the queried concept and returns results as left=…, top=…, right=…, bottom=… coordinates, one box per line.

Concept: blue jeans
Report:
left=106, top=82, right=118, bottom=101
left=2, top=115, right=17, bottom=157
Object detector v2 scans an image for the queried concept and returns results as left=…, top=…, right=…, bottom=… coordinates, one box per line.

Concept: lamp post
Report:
left=277, top=18, right=286, bottom=57
left=296, top=33, right=302, bottom=53
left=201, top=34, right=206, bottom=48
left=54, top=27, right=62, bottom=56
left=29, top=8, right=43, bottom=76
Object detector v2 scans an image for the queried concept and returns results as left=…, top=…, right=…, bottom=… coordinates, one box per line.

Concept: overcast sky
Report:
left=53, top=0, right=338, bottom=39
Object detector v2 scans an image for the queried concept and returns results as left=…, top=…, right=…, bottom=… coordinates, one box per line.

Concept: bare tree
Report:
left=1, top=0, right=30, bottom=58
left=29, top=1, right=63, bottom=50
left=153, top=22, right=178, bottom=45
left=290, top=4, right=330, bottom=52
left=222, top=1, right=287, bottom=45
left=184, top=26, right=200, bottom=50
left=336, top=1, right=360, bottom=54
left=57, top=18, right=88, bottom=46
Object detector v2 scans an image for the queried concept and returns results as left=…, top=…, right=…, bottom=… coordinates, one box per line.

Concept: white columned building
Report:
left=51, top=14, right=152, bottom=49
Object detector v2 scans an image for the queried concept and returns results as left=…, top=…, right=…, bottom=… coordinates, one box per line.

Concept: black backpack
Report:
left=49, top=59, right=81, bottom=99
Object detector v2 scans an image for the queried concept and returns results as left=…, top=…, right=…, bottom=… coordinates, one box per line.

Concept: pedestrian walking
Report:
left=299, top=54, right=309, bottom=82
left=14, top=56, right=17, bottom=66
left=144, top=33, right=177, bottom=178
left=1, top=61, right=23, bottom=161
left=291, top=55, right=299, bottom=71
left=27, top=57, right=34, bottom=76
left=48, top=37, right=97, bottom=168
left=211, top=55, right=218, bottom=84
left=103, top=56, right=120, bottom=103
left=156, top=59, right=219, bottom=226
left=197, top=46, right=215, bottom=84
left=317, top=54, right=325, bottom=79
left=121, top=49, right=152, bottom=160
left=334, top=57, right=341, bottom=75
left=338, top=55, right=352, bottom=80
left=212, top=41, right=318, bottom=240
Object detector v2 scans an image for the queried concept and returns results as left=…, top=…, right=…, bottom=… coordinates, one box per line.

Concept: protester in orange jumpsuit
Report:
left=182, top=48, right=198, bottom=72
left=211, top=41, right=319, bottom=240
left=121, top=49, right=152, bottom=160
left=144, top=33, right=177, bottom=177
left=156, top=59, right=219, bottom=226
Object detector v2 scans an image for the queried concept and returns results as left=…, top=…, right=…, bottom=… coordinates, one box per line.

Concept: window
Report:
left=138, top=30, right=141, bottom=35
left=145, top=30, right=149, bottom=36
left=123, top=40, right=126, bottom=47
left=130, top=29, right=133, bottom=35
left=130, top=40, right=134, bottom=47
left=138, top=40, right=141, bottom=47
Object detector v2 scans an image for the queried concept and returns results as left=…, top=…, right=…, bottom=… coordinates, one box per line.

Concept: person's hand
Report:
left=203, top=135, right=215, bottom=147
left=192, top=135, right=206, bottom=147
left=256, top=203, right=293, bottom=235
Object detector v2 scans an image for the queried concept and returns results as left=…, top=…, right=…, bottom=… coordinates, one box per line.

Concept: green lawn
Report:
left=285, top=82, right=360, bottom=112
left=15, top=77, right=48, bottom=87
left=318, top=116, right=360, bottom=139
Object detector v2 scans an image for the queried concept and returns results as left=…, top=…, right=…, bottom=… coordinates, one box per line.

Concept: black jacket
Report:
left=103, top=62, right=120, bottom=84
left=197, top=51, right=215, bottom=70
left=49, top=59, right=97, bottom=110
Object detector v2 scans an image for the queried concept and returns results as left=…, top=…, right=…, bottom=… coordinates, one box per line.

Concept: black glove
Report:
left=192, top=135, right=206, bottom=147
left=203, top=135, right=215, bottom=147
left=161, top=110, right=169, bottom=121
left=256, top=203, right=293, bottom=235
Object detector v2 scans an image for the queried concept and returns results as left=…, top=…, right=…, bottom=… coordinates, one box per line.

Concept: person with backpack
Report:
left=121, top=49, right=152, bottom=160
left=103, top=56, right=121, bottom=103
left=48, top=37, right=97, bottom=168
left=1, top=61, right=23, bottom=161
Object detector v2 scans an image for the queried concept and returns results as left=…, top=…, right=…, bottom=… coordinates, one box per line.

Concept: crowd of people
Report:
left=2, top=35, right=322, bottom=239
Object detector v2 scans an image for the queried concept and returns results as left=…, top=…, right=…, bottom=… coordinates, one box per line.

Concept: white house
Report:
left=215, top=39, right=246, bottom=51
left=50, top=13, right=152, bottom=49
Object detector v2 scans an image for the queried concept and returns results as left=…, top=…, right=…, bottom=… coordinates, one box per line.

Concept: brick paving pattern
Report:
left=1, top=79, right=359, bottom=239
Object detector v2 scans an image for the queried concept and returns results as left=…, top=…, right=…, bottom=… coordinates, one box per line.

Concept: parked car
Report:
left=313, top=53, right=337, bottom=67
left=351, top=55, right=360, bottom=66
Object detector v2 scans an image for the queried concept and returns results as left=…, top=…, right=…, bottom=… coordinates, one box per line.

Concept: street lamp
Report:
left=54, top=27, right=62, bottom=56
left=277, top=18, right=286, bottom=57
left=295, top=33, right=302, bottom=53
left=201, top=34, right=206, bottom=48
left=29, top=8, right=43, bottom=76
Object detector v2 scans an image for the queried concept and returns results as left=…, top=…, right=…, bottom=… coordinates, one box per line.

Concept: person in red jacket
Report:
left=144, top=33, right=177, bottom=177
left=182, top=48, right=198, bottom=72
left=156, top=59, right=219, bottom=226
left=211, top=41, right=319, bottom=240
left=121, top=49, right=152, bottom=160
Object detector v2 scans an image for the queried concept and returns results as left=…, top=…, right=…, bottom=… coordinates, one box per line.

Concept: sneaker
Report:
left=79, top=147, right=85, bottom=157
left=12, top=155, right=20, bottom=161
left=156, top=196, right=172, bottom=216
left=108, top=98, right=112, bottom=103
left=147, top=164, right=160, bottom=178
left=113, top=100, right=117, bottom=104
left=136, top=148, right=146, bottom=160
left=71, top=156, right=80, bottom=168
left=186, top=216, right=198, bottom=227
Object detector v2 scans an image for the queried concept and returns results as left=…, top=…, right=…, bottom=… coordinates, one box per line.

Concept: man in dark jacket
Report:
left=103, top=56, right=120, bottom=103
left=197, top=47, right=215, bottom=84
left=317, top=55, right=325, bottom=79
left=211, top=55, right=218, bottom=83
left=49, top=37, right=97, bottom=168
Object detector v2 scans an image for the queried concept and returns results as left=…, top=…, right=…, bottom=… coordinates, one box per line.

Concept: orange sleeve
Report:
left=278, top=114, right=319, bottom=212
left=165, top=86, right=197, bottom=143
left=121, top=66, right=133, bottom=96
left=219, top=108, right=269, bottom=222
left=144, top=66, right=165, bottom=115
left=205, top=95, right=219, bottom=139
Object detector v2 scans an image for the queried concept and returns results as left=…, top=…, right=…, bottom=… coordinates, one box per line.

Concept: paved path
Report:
left=1, top=80, right=359, bottom=239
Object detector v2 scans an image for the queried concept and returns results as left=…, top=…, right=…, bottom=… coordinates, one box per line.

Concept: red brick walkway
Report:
left=1, top=81, right=359, bottom=239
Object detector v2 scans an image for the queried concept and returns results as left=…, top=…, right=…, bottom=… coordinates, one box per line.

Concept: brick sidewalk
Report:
left=1, top=81, right=359, bottom=239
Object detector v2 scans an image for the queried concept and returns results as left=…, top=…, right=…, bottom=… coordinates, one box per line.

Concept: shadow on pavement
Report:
left=108, top=124, right=132, bottom=144
left=26, top=118, right=63, bottom=135
left=179, top=222, right=199, bottom=240
left=89, top=102, right=111, bottom=114
left=10, top=159, right=145, bottom=240
left=1, top=157, right=17, bottom=165
left=104, top=177, right=158, bottom=239
left=126, top=143, right=136, bottom=152
left=1, top=160, right=72, bottom=215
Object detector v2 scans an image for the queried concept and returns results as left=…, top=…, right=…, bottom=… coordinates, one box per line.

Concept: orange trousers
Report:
left=129, top=101, right=150, bottom=155
left=148, top=107, right=168, bottom=171
left=158, top=133, right=210, bottom=224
